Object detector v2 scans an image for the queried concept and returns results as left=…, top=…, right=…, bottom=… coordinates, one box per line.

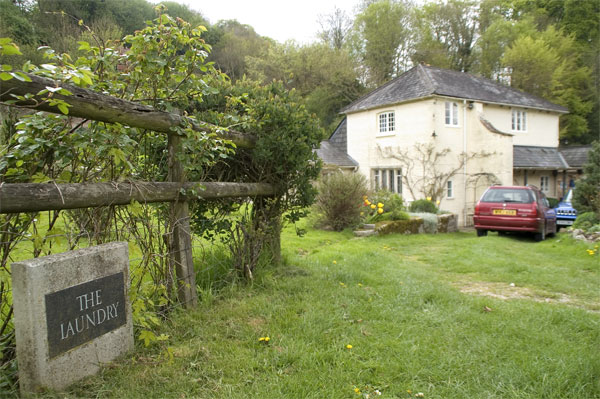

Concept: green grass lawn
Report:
left=36, top=223, right=600, bottom=398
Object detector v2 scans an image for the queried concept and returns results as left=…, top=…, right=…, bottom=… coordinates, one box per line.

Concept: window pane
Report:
left=452, top=103, right=458, bottom=125
left=379, top=114, right=387, bottom=132
left=445, top=102, right=450, bottom=124
left=374, top=170, right=380, bottom=190
left=396, top=170, right=402, bottom=194
left=382, top=170, right=387, bottom=189
left=389, top=169, right=394, bottom=192
left=388, top=112, right=395, bottom=131
left=522, top=112, right=527, bottom=131
left=512, top=110, right=516, bottom=130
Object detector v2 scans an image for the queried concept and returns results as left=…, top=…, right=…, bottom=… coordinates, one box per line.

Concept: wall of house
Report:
left=345, top=98, right=515, bottom=227
left=483, top=104, right=560, bottom=147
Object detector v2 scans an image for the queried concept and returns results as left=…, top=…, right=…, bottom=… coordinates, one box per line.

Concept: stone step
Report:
left=354, top=229, right=377, bottom=237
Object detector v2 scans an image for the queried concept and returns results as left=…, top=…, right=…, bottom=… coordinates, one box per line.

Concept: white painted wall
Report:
left=483, top=104, right=560, bottom=147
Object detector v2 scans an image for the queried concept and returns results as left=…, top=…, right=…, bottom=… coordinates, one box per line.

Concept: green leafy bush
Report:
left=314, top=172, right=368, bottom=231
left=573, top=212, right=600, bottom=231
left=409, top=199, right=438, bottom=213
left=573, top=141, right=600, bottom=217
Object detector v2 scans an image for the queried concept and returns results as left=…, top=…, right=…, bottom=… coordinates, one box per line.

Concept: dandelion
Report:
left=358, top=283, right=363, bottom=287
left=354, top=387, right=361, bottom=395
left=258, top=336, right=270, bottom=342
left=339, top=282, right=346, bottom=287
left=407, top=390, right=412, bottom=394
left=346, top=344, right=353, bottom=349
left=333, top=260, right=337, bottom=264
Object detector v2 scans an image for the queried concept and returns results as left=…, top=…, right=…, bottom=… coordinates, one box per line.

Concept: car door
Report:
left=540, top=192, right=557, bottom=233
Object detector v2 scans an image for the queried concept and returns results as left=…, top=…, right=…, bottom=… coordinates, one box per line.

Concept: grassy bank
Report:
left=36, top=224, right=600, bottom=398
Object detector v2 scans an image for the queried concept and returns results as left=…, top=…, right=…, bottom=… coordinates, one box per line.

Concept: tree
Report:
left=318, top=6, right=353, bottom=50
left=351, top=0, right=412, bottom=86
left=572, top=141, right=600, bottom=217
left=502, top=26, right=593, bottom=144
left=208, top=20, right=269, bottom=81
left=246, top=42, right=364, bottom=132
left=412, top=0, right=479, bottom=72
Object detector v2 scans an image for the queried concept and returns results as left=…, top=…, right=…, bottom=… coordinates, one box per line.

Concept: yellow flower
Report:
left=360, top=211, right=364, bottom=216
left=370, top=204, right=376, bottom=209
left=377, top=202, right=384, bottom=208
left=264, top=336, right=270, bottom=342
left=354, top=387, right=361, bottom=394
left=346, top=344, right=353, bottom=349
left=436, top=200, right=440, bottom=206
left=426, top=196, right=432, bottom=201
left=363, top=195, right=368, bottom=200
left=333, top=260, right=337, bottom=264
left=377, top=208, right=383, bottom=214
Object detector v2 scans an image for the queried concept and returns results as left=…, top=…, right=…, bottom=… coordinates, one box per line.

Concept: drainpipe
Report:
left=463, top=100, right=468, bottom=227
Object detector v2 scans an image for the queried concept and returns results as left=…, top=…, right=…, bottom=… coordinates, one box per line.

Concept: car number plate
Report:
left=493, top=209, right=516, bottom=216
left=557, top=220, right=574, bottom=225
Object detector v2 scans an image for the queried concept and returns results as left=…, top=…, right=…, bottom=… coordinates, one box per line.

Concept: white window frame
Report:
left=372, top=168, right=402, bottom=194
left=445, top=101, right=459, bottom=126
left=377, top=111, right=395, bottom=135
left=447, top=180, right=454, bottom=198
left=512, top=109, right=527, bottom=132
left=540, top=176, right=549, bottom=192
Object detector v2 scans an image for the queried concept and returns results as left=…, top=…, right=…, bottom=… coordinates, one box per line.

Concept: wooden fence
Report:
left=0, top=73, right=278, bottom=308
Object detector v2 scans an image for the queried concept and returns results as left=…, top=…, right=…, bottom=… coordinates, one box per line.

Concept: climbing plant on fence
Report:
left=0, top=6, right=322, bottom=392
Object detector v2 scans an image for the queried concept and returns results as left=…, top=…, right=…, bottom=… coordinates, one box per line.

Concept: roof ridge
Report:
left=417, top=64, right=437, bottom=93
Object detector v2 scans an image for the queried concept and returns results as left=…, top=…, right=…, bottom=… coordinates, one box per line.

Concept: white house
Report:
left=317, top=64, right=576, bottom=227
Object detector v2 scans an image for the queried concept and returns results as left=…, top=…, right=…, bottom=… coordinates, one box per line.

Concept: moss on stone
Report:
left=376, top=218, right=424, bottom=235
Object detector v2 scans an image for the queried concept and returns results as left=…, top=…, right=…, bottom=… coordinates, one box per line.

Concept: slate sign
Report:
left=45, top=272, right=126, bottom=358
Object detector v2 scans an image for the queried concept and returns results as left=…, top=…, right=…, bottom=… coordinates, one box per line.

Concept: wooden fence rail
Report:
left=0, top=181, right=277, bottom=214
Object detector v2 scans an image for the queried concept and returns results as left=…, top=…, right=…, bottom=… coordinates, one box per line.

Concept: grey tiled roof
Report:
left=513, top=146, right=569, bottom=169
left=315, top=141, right=358, bottom=168
left=341, top=65, right=568, bottom=114
left=316, top=119, right=358, bottom=168
left=559, top=145, right=592, bottom=168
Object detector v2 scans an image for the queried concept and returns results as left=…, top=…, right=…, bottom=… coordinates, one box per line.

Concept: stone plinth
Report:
left=12, top=242, right=133, bottom=394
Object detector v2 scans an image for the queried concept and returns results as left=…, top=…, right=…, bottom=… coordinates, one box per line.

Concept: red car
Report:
left=473, top=185, right=557, bottom=241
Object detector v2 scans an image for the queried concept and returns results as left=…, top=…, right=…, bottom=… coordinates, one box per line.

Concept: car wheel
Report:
left=534, top=225, right=546, bottom=242
left=477, top=229, right=488, bottom=237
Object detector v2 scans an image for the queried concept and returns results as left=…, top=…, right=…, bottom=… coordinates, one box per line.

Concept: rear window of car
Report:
left=480, top=188, right=534, bottom=204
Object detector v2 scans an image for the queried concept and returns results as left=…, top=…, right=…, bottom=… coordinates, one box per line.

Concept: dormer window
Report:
left=445, top=101, right=459, bottom=126
left=378, top=111, right=395, bottom=134
left=512, top=109, right=527, bottom=132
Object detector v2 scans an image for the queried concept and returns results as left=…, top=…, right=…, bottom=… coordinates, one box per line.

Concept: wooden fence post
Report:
left=167, top=133, right=198, bottom=308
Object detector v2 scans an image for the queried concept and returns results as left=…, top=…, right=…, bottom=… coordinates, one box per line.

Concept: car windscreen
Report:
left=480, top=188, right=534, bottom=204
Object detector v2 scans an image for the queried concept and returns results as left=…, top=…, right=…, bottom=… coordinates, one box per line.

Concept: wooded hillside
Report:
left=1, top=0, right=598, bottom=143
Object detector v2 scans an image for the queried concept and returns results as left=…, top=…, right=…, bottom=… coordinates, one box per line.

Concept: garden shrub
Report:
left=573, top=141, right=600, bottom=217
left=409, top=199, right=438, bottom=214
left=573, top=212, right=600, bottom=231
left=314, top=172, right=368, bottom=231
